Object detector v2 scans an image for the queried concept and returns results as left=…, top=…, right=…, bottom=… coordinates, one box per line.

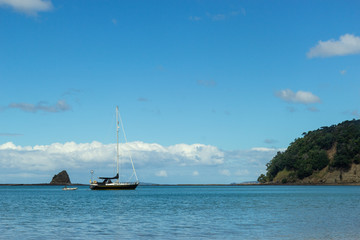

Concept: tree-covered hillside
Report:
left=258, top=119, right=360, bottom=183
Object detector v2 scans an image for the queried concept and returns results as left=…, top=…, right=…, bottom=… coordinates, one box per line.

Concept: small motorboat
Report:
left=62, top=186, right=78, bottom=191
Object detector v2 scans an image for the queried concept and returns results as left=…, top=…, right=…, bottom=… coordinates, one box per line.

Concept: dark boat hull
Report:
left=90, top=182, right=138, bottom=190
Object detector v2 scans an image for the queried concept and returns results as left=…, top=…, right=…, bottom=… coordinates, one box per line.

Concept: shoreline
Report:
left=0, top=183, right=253, bottom=186
left=0, top=183, right=87, bottom=186
left=2, top=183, right=360, bottom=186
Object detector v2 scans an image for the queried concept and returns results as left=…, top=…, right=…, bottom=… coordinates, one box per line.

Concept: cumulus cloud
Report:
left=276, top=89, right=321, bottom=104
left=235, top=169, right=249, bottom=176
left=251, top=147, right=278, bottom=152
left=0, top=141, right=283, bottom=184
left=220, top=169, right=231, bottom=176
left=307, top=34, right=360, bottom=58
left=0, top=0, right=53, bottom=15
left=0, top=141, right=225, bottom=172
left=156, top=170, right=168, bottom=177
left=168, top=143, right=224, bottom=165
left=0, top=141, right=114, bottom=171
left=8, top=100, right=71, bottom=113
left=226, top=147, right=283, bottom=167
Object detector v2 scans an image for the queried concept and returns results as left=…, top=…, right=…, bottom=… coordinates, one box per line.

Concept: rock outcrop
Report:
left=271, top=164, right=360, bottom=185
left=300, top=164, right=360, bottom=184
left=50, top=170, right=71, bottom=185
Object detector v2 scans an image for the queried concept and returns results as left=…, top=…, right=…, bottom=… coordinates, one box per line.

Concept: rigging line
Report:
left=118, top=109, right=139, bottom=182
left=126, top=172, right=135, bottom=182
left=104, top=110, right=117, bottom=177
left=116, top=106, right=121, bottom=182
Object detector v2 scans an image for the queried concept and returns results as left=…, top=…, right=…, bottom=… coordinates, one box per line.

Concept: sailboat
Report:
left=90, top=106, right=139, bottom=190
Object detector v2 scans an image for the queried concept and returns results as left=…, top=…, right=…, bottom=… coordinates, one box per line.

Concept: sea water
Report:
left=1, top=185, right=360, bottom=239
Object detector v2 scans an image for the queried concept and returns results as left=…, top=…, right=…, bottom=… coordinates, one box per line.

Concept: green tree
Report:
left=258, top=119, right=360, bottom=183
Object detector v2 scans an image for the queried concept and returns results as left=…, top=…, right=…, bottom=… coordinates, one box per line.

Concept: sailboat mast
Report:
left=116, top=106, right=120, bottom=182
left=118, top=111, right=139, bottom=183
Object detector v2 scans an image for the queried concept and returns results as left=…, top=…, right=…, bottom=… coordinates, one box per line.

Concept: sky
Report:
left=1, top=0, right=360, bottom=184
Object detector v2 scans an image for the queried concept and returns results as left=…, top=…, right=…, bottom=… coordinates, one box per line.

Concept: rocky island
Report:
left=258, top=119, right=360, bottom=184
left=50, top=170, right=72, bottom=185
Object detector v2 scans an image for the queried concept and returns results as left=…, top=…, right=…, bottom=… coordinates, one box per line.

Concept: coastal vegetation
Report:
left=258, top=119, right=360, bottom=184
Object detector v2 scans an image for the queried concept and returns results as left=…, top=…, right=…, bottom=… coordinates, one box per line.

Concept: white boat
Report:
left=62, top=186, right=78, bottom=191
left=90, top=106, right=139, bottom=190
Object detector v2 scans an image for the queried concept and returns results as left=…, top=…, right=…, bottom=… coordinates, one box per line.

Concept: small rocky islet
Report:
left=50, top=170, right=72, bottom=185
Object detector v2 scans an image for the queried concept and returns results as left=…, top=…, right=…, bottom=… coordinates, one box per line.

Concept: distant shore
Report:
left=0, top=183, right=87, bottom=186
left=3, top=183, right=360, bottom=186
left=0, top=183, right=259, bottom=186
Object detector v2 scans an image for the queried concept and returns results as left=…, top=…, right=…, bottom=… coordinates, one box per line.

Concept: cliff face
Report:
left=272, top=164, right=360, bottom=184
left=297, top=143, right=360, bottom=184
left=50, top=170, right=71, bottom=185
left=260, top=119, right=360, bottom=184
left=303, top=164, right=360, bottom=184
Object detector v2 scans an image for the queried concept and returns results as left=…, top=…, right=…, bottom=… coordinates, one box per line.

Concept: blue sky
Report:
left=1, top=0, right=360, bottom=184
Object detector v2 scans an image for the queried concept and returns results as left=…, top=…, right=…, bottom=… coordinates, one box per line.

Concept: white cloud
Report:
left=192, top=171, right=199, bottom=176
left=167, top=143, right=224, bottom=165
left=251, top=147, right=278, bottom=152
left=0, top=0, right=53, bottom=15
left=0, top=141, right=114, bottom=171
left=0, top=141, right=225, bottom=172
left=307, top=34, right=360, bottom=58
left=3, top=172, right=50, bottom=179
left=220, top=169, right=231, bottom=176
left=0, top=141, right=282, bottom=184
left=276, top=89, right=321, bottom=104
left=156, top=170, right=168, bottom=177
left=235, top=169, right=249, bottom=176
left=8, top=100, right=71, bottom=113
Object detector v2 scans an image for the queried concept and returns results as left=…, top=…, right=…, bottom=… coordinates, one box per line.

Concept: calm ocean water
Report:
left=1, top=185, right=360, bottom=239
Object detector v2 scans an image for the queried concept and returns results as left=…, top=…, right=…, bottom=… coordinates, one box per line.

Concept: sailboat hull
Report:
left=90, top=182, right=139, bottom=190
